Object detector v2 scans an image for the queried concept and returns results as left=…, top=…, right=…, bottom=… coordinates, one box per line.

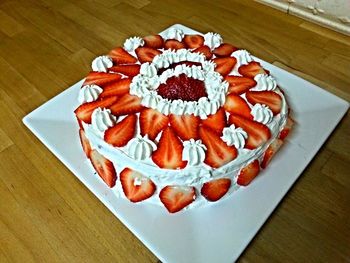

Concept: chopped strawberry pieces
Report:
left=201, top=178, right=231, bottom=202
left=143, top=34, right=164, bottom=49
left=261, top=139, right=283, bottom=169
left=199, top=126, right=237, bottom=168
left=140, top=108, right=169, bottom=140
left=213, top=57, right=236, bottom=76
left=193, top=45, right=212, bottom=59
left=169, top=114, right=200, bottom=141
left=135, top=47, right=161, bottom=63
left=100, top=78, right=131, bottom=98
left=225, top=75, right=257, bottom=95
left=246, top=91, right=282, bottom=115
left=79, top=129, right=92, bottom=158
left=224, top=94, right=253, bottom=120
left=237, top=159, right=260, bottom=186
left=109, top=64, right=140, bottom=77
left=164, top=39, right=186, bottom=50
left=238, top=61, right=266, bottom=78
left=74, top=96, right=117, bottom=124
left=152, top=127, right=187, bottom=169
left=183, top=34, right=204, bottom=48
left=104, top=114, right=137, bottom=147
left=110, top=93, right=144, bottom=116
left=213, top=43, right=237, bottom=57
left=228, top=114, right=271, bottom=150
left=83, top=72, right=122, bottom=86
left=108, top=47, right=137, bottom=64
left=90, top=149, right=117, bottom=188
left=201, top=107, right=227, bottom=135
left=120, top=168, right=156, bottom=202
left=279, top=116, right=294, bottom=140
left=159, top=185, right=196, bottom=213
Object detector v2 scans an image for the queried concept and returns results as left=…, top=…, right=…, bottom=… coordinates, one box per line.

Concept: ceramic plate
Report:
left=23, top=24, right=349, bottom=263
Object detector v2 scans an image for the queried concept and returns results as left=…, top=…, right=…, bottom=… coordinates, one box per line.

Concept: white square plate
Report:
left=23, top=24, right=349, bottom=263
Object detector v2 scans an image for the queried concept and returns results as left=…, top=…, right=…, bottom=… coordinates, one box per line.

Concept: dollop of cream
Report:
left=221, top=124, right=248, bottom=149
left=182, top=139, right=207, bottom=166
left=127, top=135, right=157, bottom=160
left=252, top=74, right=277, bottom=91
left=232, top=50, right=253, bottom=68
left=203, top=32, right=223, bottom=50
left=91, top=55, right=113, bottom=72
left=123, top=36, right=144, bottom=52
left=251, top=103, right=273, bottom=124
left=140, top=62, right=157, bottom=78
left=165, top=27, right=185, bottom=41
left=78, top=84, right=103, bottom=103
left=91, top=108, right=117, bottom=137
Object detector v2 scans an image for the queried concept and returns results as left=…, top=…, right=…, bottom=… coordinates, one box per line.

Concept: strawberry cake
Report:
left=75, top=27, right=293, bottom=213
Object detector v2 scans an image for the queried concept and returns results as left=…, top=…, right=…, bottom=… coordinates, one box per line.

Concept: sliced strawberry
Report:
left=159, top=185, right=196, bottom=213
left=193, top=45, right=212, bottom=59
left=74, top=96, right=117, bottom=123
left=79, top=129, right=92, bottom=158
left=238, top=61, right=266, bottom=78
left=213, top=57, right=236, bottom=76
left=228, top=114, right=271, bottom=149
left=120, top=168, right=156, bottom=202
left=140, top=108, right=169, bottom=140
left=110, top=93, right=144, bottom=116
left=143, top=34, right=164, bottom=49
left=246, top=91, right=282, bottom=115
left=108, top=47, right=137, bottom=64
left=90, top=149, right=117, bottom=188
left=169, top=114, right=200, bottom=141
left=164, top=39, right=186, bottom=50
left=83, top=71, right=122, bottom=86
left=201, top=178, right=231, bottom=202
left=100, top=78, right=131, bottom=98
left=135, top=47, right=161, bottom=63
left=261, top=139, right=283, bottom=169
left=152, top=127, right=187, bottom=169
left=104, top=114, right=137, bottom=147
left=237, top=159, right=260, bottom=186
left=199, top=126, right=237, bottom=168
left=225, top=75, right=257, bottom=95
left=183, top=34, right=204, bottom=48
left=279, top=116, right=294, bottom=140
left=109, top=64, right=140, bottom=77
left=213, top=43, right=237, bottom=57
left=224, top=94, right=253, bottom=120
left=201, top=107, right=227, bottom=135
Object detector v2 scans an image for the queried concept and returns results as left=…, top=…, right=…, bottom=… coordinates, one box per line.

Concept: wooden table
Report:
left=0, top=1, right=349, bottom=262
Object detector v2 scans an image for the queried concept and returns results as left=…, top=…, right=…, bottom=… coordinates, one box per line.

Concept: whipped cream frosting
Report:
left=127, top=135, right=157, bottom=160
left=91, top=55, right=113, bottom=72
left=164, top=27, right=185, bottom=41
left=221, top=124, right=248, bottom=149
left=203, top=32, right=223, bottom=50
left=251, top=103, right=273, bottom=124
left=232, top=50, right=253, bottom=67
left=123, top=36, right=144, bottom=52
left=182, top=139, right=207, bottom=166
left=78, top=84, right=103, bottom=104
left=91, top=108, right=117, bottom=137
left=252, top=74, right=277, bottom=91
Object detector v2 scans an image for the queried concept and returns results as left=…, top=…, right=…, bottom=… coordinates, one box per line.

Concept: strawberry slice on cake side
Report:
left=201, top=178, right=232, bottom=202
left=90, top=149, right=117, bottom=188
left=159, top=185, right=196, bottom=213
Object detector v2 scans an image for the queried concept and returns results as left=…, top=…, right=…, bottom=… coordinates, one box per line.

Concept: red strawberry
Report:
left=74, top=96, right=117, bottom=123
left=135, top=47, right=161, bottom=63
left=120, top=168, right=156, bottom=202
left=199, top=126, right=238, bottom=168
left=193, top=45, right=212, bottom=59
left=108, top=47, right=137, bottom=64
left=224, top=94, right=253, bottom=120
left=100, top=78, right=131, bottom=98
left=237, top=159, right=260, bottom=186
left=201, top=107, right=227, bottom=135
left=140, top=108, right=169, bottom=140
left=152, top=127, right=187, bottom=169
left=164, top=39, right=186, bottom=50
left=159, top=185, right=196, bottom=213
left=238, top=61, right=266, bottom=78
left=225, top=75, right=257, bottom=95
left=279, top=116, right=294, bottom=140
left=143, top=34, right=164, bottom=49
left=228, top=114, right=271, bottom=149
left=169, top=114, right=200, bottom=141
left=104, top=114, right=137, bottom=147
left=90, top=149, right=117, bottom=188
left=83, top=72, right=122, bottom=86
left=79, top=129, right=92, bottom=158
left=246, top=91, right=282, bottom=115
left=109, top=64, right=140, bottom=77
left=183, top=34, right=204, bottom=48
left=261, top=139, right=283, bottom=169
left=201, top=178, right=231, bottom=202
left=110, top=93, right=144, bottom=116
left=213, top=57, right=236, bottom=76
left=213, top=43, right=237, bottom=57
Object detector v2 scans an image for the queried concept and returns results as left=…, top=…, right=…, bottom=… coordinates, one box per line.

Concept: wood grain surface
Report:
left=0, top=1, right=349, bottom=262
